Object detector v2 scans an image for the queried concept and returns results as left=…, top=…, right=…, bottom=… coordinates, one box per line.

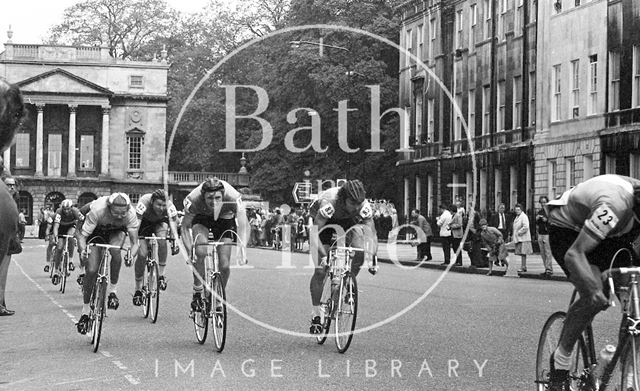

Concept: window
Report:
left=571, top=60, right=580, bottom=118
left=129, top=75, right=144, bottom=88
left=554, top=0, right=562, bottom=14
left=548, top=160, right=557, bottom=199
left=452, top=173, right=459, bottom=203
left=47, top=134, right=62, bottom=177
left=513, top=76, right=522, bottom=129
left=565, top=158, right=575, bottom=189
left=498, top=81, right=505, bottom=131
left=589, top=55, right=598, bottom=114
left=529, top=71, right=536, bottom=125
left=129, top=194, right=141, bottom=204
left=15, top=133, right=29, bottom=167
left=127, top=134, right=143, bottom=170
left=456, top=10, right=464, bottom=49
left=529, top=0, right=537, bottom=23
left=415, top=94, right=423, bottom=143
left=610, top=51, right=620, bottom=111
left=553, top=64, right=562, bottom=121
left=584, top=154, right=593, bottom=180
left=429, top=19, right=436, bottom=59
left=405, top=29, right=412, bottom=67
left=417, top=24, right=424, bottom=60
left=575, top=0, right=581, bottom=6
left=483, top=86, right=490, bottom=135
left=501, top=0, right=508, bottom=13
left=470, top=4, right=477, bottom=48
left=469, top=89, right=476, bottom=136
left=515, top=2, right=522, bottom=36
left=631, top=154, right=640, bottom=179
left=634, top=46, right=640, bottom=107
left=454, top=94, right=462, bottom=141
left=484, top=0, right=491, bottom=40
left=427, top=99, right=435, bottom=142
left=79, top=134, right=94, bottom=170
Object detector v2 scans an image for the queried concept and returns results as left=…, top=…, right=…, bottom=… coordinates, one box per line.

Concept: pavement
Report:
left=251, top=240, right=568, bottom=282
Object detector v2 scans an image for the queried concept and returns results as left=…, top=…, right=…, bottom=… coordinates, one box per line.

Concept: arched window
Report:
left=17, top=191, right=33, bottom=225
left=78, top=192, right=98, bottom=208
left=45, top=192, right=65, bottom=210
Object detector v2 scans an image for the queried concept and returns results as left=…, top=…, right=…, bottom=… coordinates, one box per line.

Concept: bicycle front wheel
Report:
left=535, top=311, right=591, bottom=390
left=316, top=273, right=332, bottom=345
left=141, top=264, right=150, bottom=319
left=335, top=273, right=358, bottom=354
left=211, top=273, right=227, bottom=352
left=91, top=279, right=107, bottom=353
left=615, top=329, right=640, bottom=391
left=149, top=262, right=160, bottom=323
left=60, top=252, right=68, bottom=294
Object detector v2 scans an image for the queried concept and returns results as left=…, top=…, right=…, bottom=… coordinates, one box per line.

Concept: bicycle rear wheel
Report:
left=316, top=273, right=332, bottom=345
left=149, top=262, right=160, bottom=323
left=60, top=252, right=68, bottom=294
left=611, top=329, right=640, bottom=391
left=49, top=248, right=55, bottom=279
left=211, top=273, right=226, bottom=352
left=535, top=311, right=591, bottom=390
left=335, top=273, right=358, bottom=354
left=91, top=279, right=107, bottom=353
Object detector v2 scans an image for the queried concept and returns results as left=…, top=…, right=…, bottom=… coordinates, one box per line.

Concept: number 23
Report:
left=597, top=209, right=613, bottom=225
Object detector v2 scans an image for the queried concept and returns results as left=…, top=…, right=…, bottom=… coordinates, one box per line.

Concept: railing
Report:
left=606, top=107, right=640, bottom=128
left=13, top=44, right=39, bottom=58
left=76, top=46, right=102, bottom=60
left=409, top=142, right=442, bottom=159
left=168, top=171, right=249, bottom=186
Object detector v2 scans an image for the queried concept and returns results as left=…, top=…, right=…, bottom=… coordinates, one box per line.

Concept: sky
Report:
left=0, top=0, right=212, bottom=45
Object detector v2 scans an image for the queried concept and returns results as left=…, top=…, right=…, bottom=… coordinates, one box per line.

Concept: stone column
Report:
left=3, top=148, right=10, bottom=172
left=35, top=103, right=45, bottom=176
left=67, top=105, right=77, bottom=177
left=101, top=106, right=110, bottom=176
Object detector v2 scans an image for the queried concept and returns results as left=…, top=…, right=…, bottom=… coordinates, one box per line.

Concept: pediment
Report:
left=17, top=68, right=112, bottom=96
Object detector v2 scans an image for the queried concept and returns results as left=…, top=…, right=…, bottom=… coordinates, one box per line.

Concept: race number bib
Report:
left=359, top=203, right=373, bottom=219
left=183, top=198, right=193, bottom=213
left=167, top=203, right=178, bottom=218
left=587, top=204, right=619, bottom=238
left=135, top=202, right=147, bottom=215
left=54, top=214, right=62, bottom=224
left=318, top=203, right=335, bottom=219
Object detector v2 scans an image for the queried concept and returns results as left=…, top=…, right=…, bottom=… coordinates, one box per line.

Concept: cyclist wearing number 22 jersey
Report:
left=307, top=180, right=378, bottom=334
left=546, top=175, right=640, bottom=391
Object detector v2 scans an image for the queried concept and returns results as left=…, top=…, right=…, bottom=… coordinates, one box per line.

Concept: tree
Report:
left=47, top=0, right=178, bottom=59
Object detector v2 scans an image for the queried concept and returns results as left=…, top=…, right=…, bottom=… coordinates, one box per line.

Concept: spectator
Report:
left=449, top=205, right=464, bottom=266
left=536, top=196, right=554, bottom=277
left=479, top=218, right=509, bottom=275
left=466, top=209, right=489, bottom=268
left=410, top=208, right=432, bottom=261
left=436, top=204, right=452, bottom=265
left=489, top=203, right=512, bottom=242
left=18, top=208, right=26, bottom=242
left=248, top=210, right=262, bottom=247
left=512, top=203, right=533, bottom=273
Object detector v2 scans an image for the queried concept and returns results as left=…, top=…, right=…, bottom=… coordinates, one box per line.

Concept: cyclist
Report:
left=50, top=199, right=82, bottom=285
left=74, top=193, right=139, bottom=334
left=181, top=177, right=248, bottom=315
left=132, top=189, right=180, bottom=306
left=307, top=179, right=378, bottom=334
left=546, top=174, right=640, bottom=390
left=42, top=204, right=56, bottom=274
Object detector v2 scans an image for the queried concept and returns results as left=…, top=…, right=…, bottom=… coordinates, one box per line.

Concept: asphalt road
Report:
left=0, top=239, right=625, bottom=390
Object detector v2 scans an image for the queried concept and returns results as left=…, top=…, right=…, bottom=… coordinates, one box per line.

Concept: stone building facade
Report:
left=0, top=39, right=169, bottom=224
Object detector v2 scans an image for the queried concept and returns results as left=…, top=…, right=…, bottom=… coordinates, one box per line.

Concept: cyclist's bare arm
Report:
left=52, top=222, right=60, bottom=239
left=565, top=228, right=608, bottom=308
left=313, top=215, right=329, bottom=259
left=168, top=217, right=180, bottom=241
left=235, top=201, right=249, bottom=246
left=76, top=232, right=88, bottom=258
left=127, top=227, right=140, bottom=262
left=181, top=213, right=195, bottom=254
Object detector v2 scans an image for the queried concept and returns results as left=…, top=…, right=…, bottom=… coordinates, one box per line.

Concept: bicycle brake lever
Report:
left=608, top=276, right=616, bottom=307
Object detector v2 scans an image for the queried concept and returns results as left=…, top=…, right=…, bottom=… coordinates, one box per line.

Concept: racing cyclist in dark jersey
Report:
left=132, top=189, right=180, bottom=306
left=308, top=179, right=378, bottom=334
left=50, top=199, right=82, bottom=285
left=546, top=175, right=640, bottom=391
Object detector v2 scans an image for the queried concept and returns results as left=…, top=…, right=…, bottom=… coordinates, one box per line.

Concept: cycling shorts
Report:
left=139, top=217, right=169, bottom=237
left=192, top=215, right=237, bottom=241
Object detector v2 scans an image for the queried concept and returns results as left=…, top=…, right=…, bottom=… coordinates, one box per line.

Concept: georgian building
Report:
left=0, top=37, right=169, bottom=223
left=397, top=0, right=537, bottom=221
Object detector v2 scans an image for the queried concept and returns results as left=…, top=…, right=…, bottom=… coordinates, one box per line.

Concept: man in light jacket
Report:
left=410, top=208, right=432, bottom=261
left=436, top=204, right=452, bottom=265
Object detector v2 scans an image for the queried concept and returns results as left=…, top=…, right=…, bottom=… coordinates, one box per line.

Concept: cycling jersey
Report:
left=309, top=187, right=373, bottom=224
left=183, top=180, right=241, bottom=220
left=80, top=196, right=138, bottom=237
left=136, top=193, right=178, bottom=223
left=548, top=175, right=640, bottom=241
left=53, top=207, right=82, bottom=227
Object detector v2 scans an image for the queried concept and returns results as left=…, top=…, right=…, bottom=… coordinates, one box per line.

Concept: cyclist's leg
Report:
left=53, top=236, right=64, bottom=272
left=135, top=236, right=148, bottom=293
left=154, top=222, right=169, bottom=278
left=66, top=227, right=76, bottom=259
left=107, top=230, right=126, bottom=303
left=346, top=225, right=369, bottom=277
left=82, top=247, right=102, bottom=313
left=191, top=223, right=209, bottom=301
left=213, top=218, right=235, bottom=288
